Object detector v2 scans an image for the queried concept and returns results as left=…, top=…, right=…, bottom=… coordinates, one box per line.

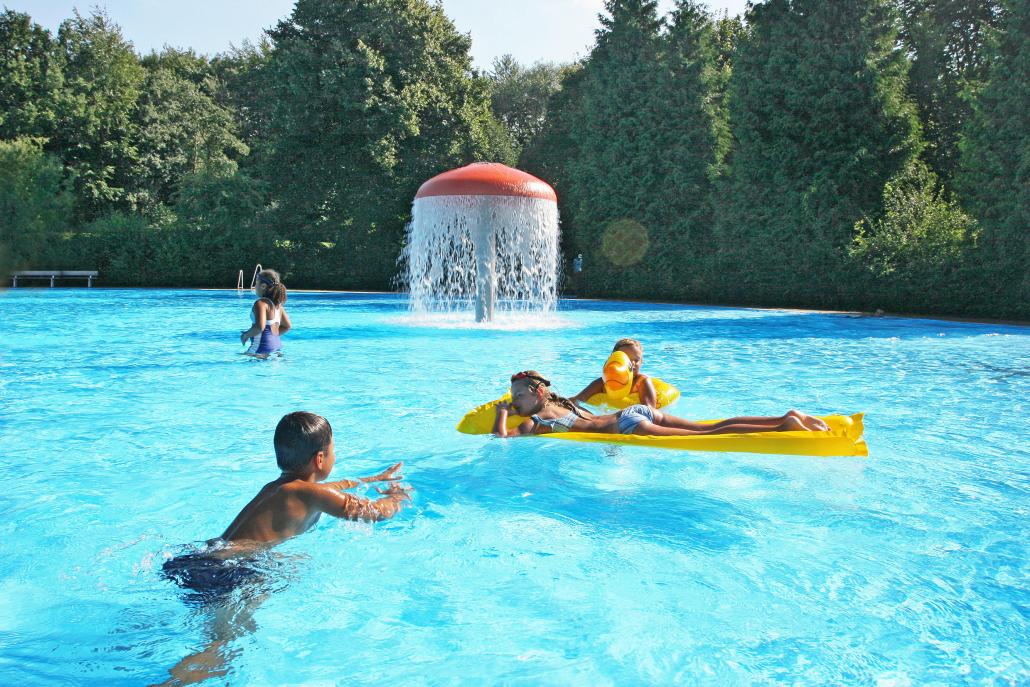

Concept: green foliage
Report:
left=487, top=55, right=568, bottom=158
left=133, top=49, right=248, bottom=212
left=0, top=10, right=61, bottom=140
left=717, top=0, right=922, bottom=305
left=0, top=137, right=74, bottom=268
left=566, top=0, right=666, bottom=296
left=525, top=0, right=729, bottom=300
left=957, top=0, right=1029, bottom=317
left=851, top=161, right=975, bottom=280
left=898, top=0, right=1003, bottom=185
left=210, top=40, right=275, bottom=168
left=69, top=210, right=158, bottom=284
left=171, top=168, right=273, bottom=284
left=257, top=0, right=508, bottom=288
left=652, top=1, right=730, bottom=296
left=520, top=63, right=585, bottom=201
left=51, top=10, right=145, bottom=221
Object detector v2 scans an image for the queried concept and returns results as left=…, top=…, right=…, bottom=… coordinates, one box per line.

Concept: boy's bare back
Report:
left=215, top=414, right=410, bottom=547
left=221, top=467, right=409, bottom=545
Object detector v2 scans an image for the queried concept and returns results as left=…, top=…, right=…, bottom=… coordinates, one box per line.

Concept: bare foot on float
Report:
left=779, top=415, right=808, bottom=431
left=800, top=413, right=829, bottom=431
left=784, top=410, right=829, bottom=432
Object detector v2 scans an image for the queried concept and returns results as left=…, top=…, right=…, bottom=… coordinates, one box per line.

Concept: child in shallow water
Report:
left=494, top=371, right=828, bottom=437
left=571, top=338, right=657, bottom=408
left=240, top=268, right=292, bottom=357
left=159, top=411, right=410, bottom=685
left=218, top=411, right=410, bottom=544
left=164, top=411, right=410, bottom=594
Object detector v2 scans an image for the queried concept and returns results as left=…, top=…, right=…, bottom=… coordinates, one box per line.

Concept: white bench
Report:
left=11, top=270, right=99, bottom=287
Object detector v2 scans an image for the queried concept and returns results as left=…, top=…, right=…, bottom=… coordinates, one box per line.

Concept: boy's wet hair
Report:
left=613, top=338, right=642, bottom=353
left=274, top=412, right=332, bottom=471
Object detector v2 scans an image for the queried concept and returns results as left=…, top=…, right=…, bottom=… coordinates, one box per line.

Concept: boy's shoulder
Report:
left=254, top=477, right=322, bottom=501
left=276, top=479, right=351, bottom=507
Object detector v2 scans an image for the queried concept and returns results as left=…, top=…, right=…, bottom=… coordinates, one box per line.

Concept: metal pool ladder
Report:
left=237, top=264, right=262, bottom=293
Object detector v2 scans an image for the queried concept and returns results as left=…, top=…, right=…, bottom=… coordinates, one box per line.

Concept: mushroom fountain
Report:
left=401, top=162, right=560, bottom=322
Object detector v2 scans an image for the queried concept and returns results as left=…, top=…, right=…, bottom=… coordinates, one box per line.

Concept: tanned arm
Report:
left=240, top=301, right=267, bottom=344
left=493, top=401, right=536, bottom=437
left=324, top=462, right=403, bottom=491
left=571, top=378, right=605, bottom=405
left=638, top=375, right=658, bottom=408
left=311, top=482, right=411, bottom=522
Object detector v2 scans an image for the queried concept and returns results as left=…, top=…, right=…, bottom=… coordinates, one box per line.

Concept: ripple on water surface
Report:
left=1, top=289, right=1028, bottom=685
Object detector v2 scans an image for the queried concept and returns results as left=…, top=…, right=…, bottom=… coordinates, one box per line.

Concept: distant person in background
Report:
left=240, top=269, right=291, bottom=357
left=573, top=253, right=583, bottom=274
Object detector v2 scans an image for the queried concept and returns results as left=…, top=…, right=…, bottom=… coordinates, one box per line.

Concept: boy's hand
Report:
left=368, top=462, right=403, bottom=483
left=496, top=400, right=512, bottom=411
left=376, top=483, right=412, bottom=499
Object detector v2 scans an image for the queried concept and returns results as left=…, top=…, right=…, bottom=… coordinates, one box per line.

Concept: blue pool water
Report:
left=2, top=289, right=1028, bottom=685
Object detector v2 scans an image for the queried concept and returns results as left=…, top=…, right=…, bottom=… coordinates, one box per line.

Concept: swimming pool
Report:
left=2, top=289, right=1027, bottom=685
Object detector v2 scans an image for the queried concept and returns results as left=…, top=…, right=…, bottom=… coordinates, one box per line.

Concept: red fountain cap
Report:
left=415, top=162, right=557, bottom=202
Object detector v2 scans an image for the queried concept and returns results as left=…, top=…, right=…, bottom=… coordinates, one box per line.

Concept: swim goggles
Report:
left=510, top=371, right=550, bottom=386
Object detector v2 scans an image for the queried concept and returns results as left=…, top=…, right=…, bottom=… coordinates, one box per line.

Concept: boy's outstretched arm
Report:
left=324, top=462, right=404, bottom=491
left=311, top=482, right=411, bottom=522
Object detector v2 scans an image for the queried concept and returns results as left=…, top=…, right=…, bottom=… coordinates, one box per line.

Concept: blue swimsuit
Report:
left=616, top=404, right=655, bottom=434
left=531, top=411, right=578, bottom=432
left=246, top=298, right=282, bottom=355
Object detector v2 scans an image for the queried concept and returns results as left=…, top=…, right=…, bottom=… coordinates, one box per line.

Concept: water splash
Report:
left=399, top=195, right=560, bottom=320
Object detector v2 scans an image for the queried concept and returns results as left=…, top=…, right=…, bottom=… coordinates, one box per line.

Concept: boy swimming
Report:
left=159, top=412, right=410, bottom=684
left=219, top=411, right=410, bottom=544
left=164, top=411, right=410, bottom=595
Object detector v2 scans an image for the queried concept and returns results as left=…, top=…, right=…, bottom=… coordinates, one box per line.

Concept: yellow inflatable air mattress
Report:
left=456, top=396, right=868, bottom=457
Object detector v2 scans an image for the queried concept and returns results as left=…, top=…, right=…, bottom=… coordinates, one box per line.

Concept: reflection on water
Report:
left=1, top=289, right=1028, bottom=685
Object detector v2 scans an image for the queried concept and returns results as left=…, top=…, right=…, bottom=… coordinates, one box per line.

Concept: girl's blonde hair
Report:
left=256, top=268, right=287, bottom=306
left=510, top=370, right=592, bottom=419
left=613, top=338, right=642, bottom=353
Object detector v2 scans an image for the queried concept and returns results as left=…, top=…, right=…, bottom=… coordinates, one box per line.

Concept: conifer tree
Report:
left=719, top=0, right=921, bottom=305
left=652, top=1, right=728, bottom=298
left=559, top=0, right=666, bottom=295
left=958, top=0, right=1029, bottom=315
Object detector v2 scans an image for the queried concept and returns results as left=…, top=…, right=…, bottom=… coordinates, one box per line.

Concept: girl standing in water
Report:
left=240, top=269, right=291, bottom=358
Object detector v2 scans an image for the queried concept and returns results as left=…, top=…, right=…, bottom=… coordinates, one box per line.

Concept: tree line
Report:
left=0, top=0, right=1025, bottom=319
